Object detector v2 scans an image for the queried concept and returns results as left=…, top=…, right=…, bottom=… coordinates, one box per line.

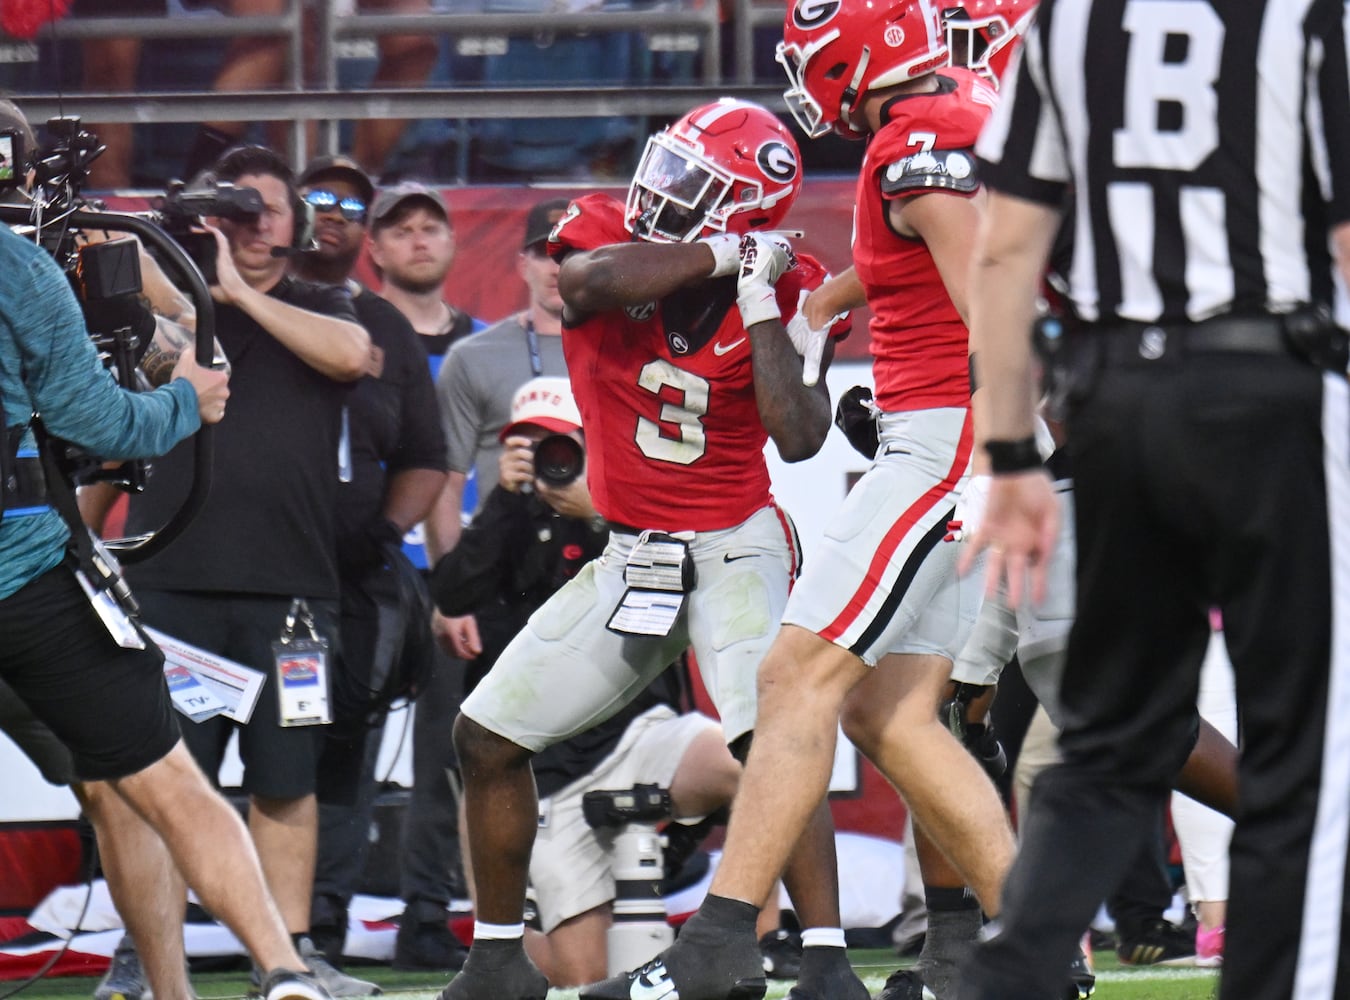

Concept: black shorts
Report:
left=0, top=677, right=77, bottom=787
left=0, top=565, right=179, bottom=782
left=136, top=589, right=337, bottom=800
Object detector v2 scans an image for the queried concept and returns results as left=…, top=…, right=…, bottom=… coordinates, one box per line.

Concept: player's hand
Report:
left=786, top=287, right=839, bottom=387
left=433, top=609, right=482, bottom=659
left=535, top=475, right=597, bottom=521
left=945, top=474, right=991, bottom=543
left=736, top=233, right=796, bottom=329
left=498, top=435, right=537, bottom=492
left=174, top=351, right=230, bottom=424
left=959, top=470, right=1059, bottom=608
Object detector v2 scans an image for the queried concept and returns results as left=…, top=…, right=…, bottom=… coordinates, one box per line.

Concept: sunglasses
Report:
left=304, top=189, right=367, bottom=222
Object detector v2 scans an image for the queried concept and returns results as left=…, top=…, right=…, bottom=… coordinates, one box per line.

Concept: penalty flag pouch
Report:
left=606, top=531, right=696, bottom=638
left=273, top=598, right=332, bottom=727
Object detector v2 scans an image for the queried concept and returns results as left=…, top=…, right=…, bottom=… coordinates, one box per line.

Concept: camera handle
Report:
left=0, top=203, right=215, bottom=563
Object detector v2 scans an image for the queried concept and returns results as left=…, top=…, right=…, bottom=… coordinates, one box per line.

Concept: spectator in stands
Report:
left=290, top=154, right=449, bottom=970
left=361, top=179, right=488, bottom=971
left=83, top=143, right=374, bottom=997
left=181, top=0, right=440, bottom=180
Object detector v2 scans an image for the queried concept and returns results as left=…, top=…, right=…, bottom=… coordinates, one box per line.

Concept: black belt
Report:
left=1082, top=315, right=1289, bottom=365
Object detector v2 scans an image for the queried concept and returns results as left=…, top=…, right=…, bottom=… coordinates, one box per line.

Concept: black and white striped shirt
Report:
left=976, top=0, right=1350, bottom=327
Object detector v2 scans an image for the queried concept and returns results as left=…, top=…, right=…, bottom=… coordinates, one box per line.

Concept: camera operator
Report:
left=81, top=144, right=372, bottom=996
left=429, top=376, right=749, bottom=987
left=0, top=151, right=340, bottom=1000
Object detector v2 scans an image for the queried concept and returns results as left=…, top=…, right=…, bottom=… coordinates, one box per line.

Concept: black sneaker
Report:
left=308, top=897, right=348, bottom=966
left=437, top=940, right=548, bottom=1000
left=260, top=968, right=328, bottom=1000
left=94, top=936, right=150, bottom=1000
left=1115, top=918, right=1196, bottom=966
left=758, top=929, right=802, bottom=980
left=875, top=969, right=938, bottom=1000
left=393, top=901, right=468, bottom=972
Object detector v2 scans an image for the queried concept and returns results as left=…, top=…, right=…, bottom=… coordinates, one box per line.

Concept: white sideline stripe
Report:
left=1294, top=372, right=1350, bottom=998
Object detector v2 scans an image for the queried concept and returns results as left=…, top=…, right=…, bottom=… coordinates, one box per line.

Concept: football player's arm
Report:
left=891, top=190, right=984, bottom=325
left=750, top=322, right=835, bottom=462
left=803, top=267, right=866, bottom=329
left=558, top=241, right=725, bottom=318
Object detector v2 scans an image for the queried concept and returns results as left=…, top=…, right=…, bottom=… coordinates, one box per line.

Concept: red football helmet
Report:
left=942, top=0, right=1038, bottom=86
left=776, top=0, right=949, bottom=140
left=625, top=98, right=802, bottom=243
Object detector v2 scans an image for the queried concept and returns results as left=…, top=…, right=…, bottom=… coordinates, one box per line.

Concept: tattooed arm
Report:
left=136, top=243, right=231, bottom=386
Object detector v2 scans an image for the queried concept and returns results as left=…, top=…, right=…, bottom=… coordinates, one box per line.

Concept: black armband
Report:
left=984, top=436, right=1042, bottom=474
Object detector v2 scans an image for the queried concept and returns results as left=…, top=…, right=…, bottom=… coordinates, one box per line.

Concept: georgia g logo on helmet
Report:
left=792, top=0, right=841, bottom=29
left=756, top=140, right=799, bottom=183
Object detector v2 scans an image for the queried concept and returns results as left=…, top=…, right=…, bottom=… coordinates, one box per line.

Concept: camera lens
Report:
left=534, top=433, right=584, bottom=487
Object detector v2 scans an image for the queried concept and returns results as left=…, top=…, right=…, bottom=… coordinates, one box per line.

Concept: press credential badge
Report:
left=272, top=598, right=331, bottom=727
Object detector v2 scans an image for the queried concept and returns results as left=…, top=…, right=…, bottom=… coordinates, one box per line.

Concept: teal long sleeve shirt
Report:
left=0, top=225, right=200, bottom=599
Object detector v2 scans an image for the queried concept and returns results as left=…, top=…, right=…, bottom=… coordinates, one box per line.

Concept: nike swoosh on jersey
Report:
left=723, top=552, right=759, bottom=563
left=712, top=337, right=747, bottom=356
left=629, top=962, right=677, bottom=1000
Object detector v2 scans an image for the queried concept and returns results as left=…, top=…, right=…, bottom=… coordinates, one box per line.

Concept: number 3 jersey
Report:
left=549, top=193, right=845, bottom=532
left=855, top=67, right=996, bottom=413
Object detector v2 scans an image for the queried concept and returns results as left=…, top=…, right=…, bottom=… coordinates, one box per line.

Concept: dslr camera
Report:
left=582, top=783, right=672, bottom=830
left=533, top=433, right=585, bottom=488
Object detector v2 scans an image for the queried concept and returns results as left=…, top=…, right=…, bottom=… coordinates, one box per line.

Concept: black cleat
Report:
left=876, top=969, right=938, bottom=1000
left=580, top=953, right=766, bottom=1000
left=436, top=940, right=547, bottom=1000
left=1115, top=918, right=1195, bottom=967
left=759, top=929, right=803, bottom=980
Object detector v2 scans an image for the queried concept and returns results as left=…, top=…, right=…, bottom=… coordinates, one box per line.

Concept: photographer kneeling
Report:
left=429, top=377, right=751, bottom=987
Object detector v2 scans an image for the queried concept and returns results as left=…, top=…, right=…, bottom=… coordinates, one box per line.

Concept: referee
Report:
left=959, top=2, right=1349, bottom=999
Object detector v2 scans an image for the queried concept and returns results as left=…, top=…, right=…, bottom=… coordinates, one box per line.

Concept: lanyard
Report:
left=525, top=317, right=542, bottom=377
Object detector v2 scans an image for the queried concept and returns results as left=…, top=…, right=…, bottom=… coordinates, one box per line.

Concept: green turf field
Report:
left=2, top=949, right=1220, bottom=1000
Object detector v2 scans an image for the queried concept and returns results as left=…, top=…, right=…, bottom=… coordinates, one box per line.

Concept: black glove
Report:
left=835, top=385, right=880, bottom=459
left=338, top=516, right=404, bottom=577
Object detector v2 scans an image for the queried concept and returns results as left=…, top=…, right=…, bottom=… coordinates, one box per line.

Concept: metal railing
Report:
left=7, top=0, right=789, bottom=173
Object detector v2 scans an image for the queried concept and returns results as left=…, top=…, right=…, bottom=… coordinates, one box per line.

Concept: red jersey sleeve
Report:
left=546, top=192, right=631, bottom=259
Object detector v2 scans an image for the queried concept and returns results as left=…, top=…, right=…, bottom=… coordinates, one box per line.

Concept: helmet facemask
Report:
left=625, top=131, right=749, bottom=243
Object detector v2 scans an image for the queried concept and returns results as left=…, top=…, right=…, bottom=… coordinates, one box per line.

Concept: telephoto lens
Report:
left=533, top=433, right=585, bottom=487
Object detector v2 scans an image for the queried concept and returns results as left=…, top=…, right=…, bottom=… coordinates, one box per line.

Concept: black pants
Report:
left=964, top=351, right=1349, bottom=999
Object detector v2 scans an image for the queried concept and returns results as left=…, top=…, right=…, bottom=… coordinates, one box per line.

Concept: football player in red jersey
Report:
left=440, top=99, right=867, bottom=1000
left=579, top=4, right=1027, bottom=1000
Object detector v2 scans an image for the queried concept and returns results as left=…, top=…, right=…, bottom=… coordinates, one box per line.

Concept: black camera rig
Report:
left=0, top=115, right=221, bottom=562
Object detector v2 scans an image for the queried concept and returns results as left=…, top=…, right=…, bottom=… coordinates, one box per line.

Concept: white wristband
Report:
left=702, top=233, right=743, bottom=277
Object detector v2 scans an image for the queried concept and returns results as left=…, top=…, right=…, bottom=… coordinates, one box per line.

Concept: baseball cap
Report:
left=298, top=154, right=374, bottom=205
left=522, top=198, right=570, bottom=252
left=500, top=376, right=582, bottom=440
left=371, top=182, right=450, bottom=228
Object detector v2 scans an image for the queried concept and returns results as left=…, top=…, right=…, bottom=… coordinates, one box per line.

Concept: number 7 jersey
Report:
left=551, top=193, right=844, bottom=532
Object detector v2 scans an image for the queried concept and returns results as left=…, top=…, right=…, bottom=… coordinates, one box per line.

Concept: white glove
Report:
left=702, top=233, right=743, bottom=277
left=945, top=474, right=991, bottom=543
left=785, top=287, right=841, bottom=387
left=736, top=233, right=795, bottom=329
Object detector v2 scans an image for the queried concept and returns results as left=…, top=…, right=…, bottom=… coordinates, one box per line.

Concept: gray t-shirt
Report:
left=435, top=313, right=568, bottom=515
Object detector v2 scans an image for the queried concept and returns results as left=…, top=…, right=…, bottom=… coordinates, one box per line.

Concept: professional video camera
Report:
left=0, top=114, right=218, bottom=562
left=156, top=177, right=264, bottom=284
